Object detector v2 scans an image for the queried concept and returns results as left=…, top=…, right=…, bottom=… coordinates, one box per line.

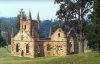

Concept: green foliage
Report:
left=55, top=0, right=94, bottom=53
left=0, top=32, right=6, bottom=47
left=55, top=0, right=93, bottom=21
left=0, top=20, right=1, bottom=32
left=39, top=33, right=45, bottom=38
left=84, top=1, right=100, bottom=50
left=54, top=0, right=94, bottom=35
left=0, top=20, right=6, bottom=47
left=15, top=15, right=20, bottom=31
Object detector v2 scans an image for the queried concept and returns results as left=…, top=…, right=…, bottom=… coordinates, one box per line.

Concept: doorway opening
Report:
left=21, top=50, right=24, bottom=56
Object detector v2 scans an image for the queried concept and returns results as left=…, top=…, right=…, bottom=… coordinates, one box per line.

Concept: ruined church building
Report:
left=11, top=11, right=79, bottom=58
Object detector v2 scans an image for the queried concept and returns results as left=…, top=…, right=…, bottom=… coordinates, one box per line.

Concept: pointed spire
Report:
left=37, top=11, right=40, bottom=34
left=11, top=27, right=14, bottom=38
left=28, top=11, right=32, bottom=20
left=37, top=12, right=40, bottom=21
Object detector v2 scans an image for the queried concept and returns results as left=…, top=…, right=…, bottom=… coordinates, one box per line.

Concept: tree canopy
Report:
left=0, top=20, right=6, bottom=47
left=84, top=1, right=100, bottom=50
left=55, top=0, right=94, bottom=52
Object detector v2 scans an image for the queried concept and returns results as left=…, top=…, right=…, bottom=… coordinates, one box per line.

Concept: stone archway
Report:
left=21, top=50, right=24, bottom=56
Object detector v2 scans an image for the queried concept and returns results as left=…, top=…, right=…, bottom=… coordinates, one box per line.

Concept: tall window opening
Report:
left=47, top=44, right=51, bottom=51
left=57, top=45, right=62, bottom=54
left=24, top=25, right=26, bottom=30
left=16, top=44, right=19, bottom=52
left=58, top=33, right=60, bottom=37
left=26, top=44, right=29, bottom=53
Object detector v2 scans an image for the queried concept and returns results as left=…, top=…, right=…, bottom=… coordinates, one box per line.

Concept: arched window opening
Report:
left=37, top=44, right=40, bottom=53
left=24, top=25, right=26, bottom=30
left=26, top=44, right=29, bottom=53
left=47, top=44, right=51, bottom=51
left=16, top=44, right=19, bottom=52
left=58, top=33, right=60, bottom=37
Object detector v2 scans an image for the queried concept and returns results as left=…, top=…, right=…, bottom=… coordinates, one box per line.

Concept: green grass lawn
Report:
left=0, top=45, right=11, bottom=54
left=0, top=46, right=100, bottom=64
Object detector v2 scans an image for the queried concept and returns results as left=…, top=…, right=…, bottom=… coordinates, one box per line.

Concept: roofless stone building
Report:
left=11, top=11, right=79, bottom=58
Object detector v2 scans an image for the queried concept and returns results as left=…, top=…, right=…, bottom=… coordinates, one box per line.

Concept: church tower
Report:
left=19, top=10, right=40, bottom=39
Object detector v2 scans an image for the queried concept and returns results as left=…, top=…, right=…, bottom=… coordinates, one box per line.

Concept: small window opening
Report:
left=26, top=44, right=29, bottom=53
left=16, top=44, right=19, bottom=52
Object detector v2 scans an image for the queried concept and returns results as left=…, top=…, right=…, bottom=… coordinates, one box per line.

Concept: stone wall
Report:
left=43, top=41, right=67, bottom=56
left=11, top=31, right=35, bottom=58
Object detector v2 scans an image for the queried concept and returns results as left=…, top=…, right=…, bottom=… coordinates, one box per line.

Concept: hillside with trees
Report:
left=0, top=20, right=6, bottom=47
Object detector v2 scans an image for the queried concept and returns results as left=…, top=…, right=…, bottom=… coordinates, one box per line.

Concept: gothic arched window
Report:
left=26, top=44, right=29, bottom=53
left=58, top=33, right=60, bottom=37
left=16, top=44, right=19, bottom=52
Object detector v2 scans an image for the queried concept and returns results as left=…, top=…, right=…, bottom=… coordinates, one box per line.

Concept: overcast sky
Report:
left=0, top=0, right=59, bottom=20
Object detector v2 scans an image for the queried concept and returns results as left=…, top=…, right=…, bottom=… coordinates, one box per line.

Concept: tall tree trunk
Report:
left=81, top=7, right=84, bottom=53
left=6, top=32, right=9, bottom=53
left=78, top=7, right=84, bottom=53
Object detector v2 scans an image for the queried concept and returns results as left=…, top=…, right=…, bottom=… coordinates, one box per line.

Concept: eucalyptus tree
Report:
left=55, top=0, right=94, bottom=53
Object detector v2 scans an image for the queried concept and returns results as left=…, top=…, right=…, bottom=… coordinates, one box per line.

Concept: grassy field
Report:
left=0, top=46, right=11, bottom=54
left=0, top=46, right=100, bottom=64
